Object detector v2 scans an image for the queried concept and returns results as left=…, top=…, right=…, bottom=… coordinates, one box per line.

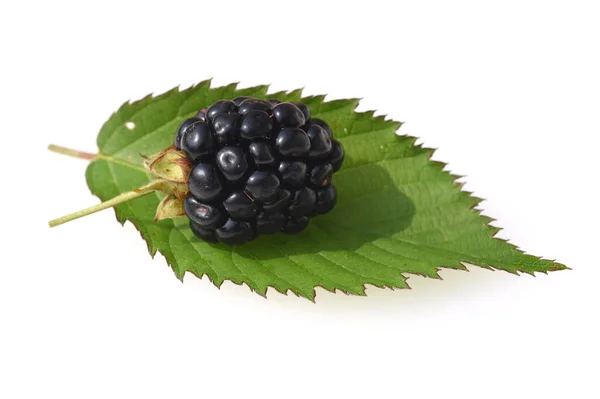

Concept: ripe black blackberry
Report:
left=174, top=97, right=344, bottom=245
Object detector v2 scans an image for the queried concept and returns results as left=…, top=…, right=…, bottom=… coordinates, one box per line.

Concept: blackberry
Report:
left=223, top=191, right=258, bottom=220
left=205, top=100, right=236, bottom=122
left=279, top=161, right=307, bottom=188
left=188, top=163, right=223, bottom=202
left=329, top=140, right=345, bottom=172
left=174, top=97, right=344, bottom=245
left=212, top=113, right=240, bottom=145
left=195, top=109, right=207, bottom=121
left=216, top=219, right=255, bottom=245
left=314, top=185, right=337, bottom=215
left=248, top=141, right=276, bottom=166
left=245, top=171, right=281, bottom=203
left=190, top=221, right=218, bottom=243
left=232, top=96, right=252, bottom=106
left=308, top=163, right=333, bottom=188
left=282, top=216, right=310, bottom=234
left=292, top=102, right=311, bottom=121
left=275, top=127, right=310, bottom=157
left=216, top=146, right=248, bottom=182
left=184, top=195, right=225, bottom=229
left=306, top=125, right=332, bottom=160
left=256, top=211, right=285, bottom=234
left=307, top=118, right=333, bottom=138
left=240, top=110, right=273, bottom=139
left=174, top=117, right=201, bottom=150
left=289, top=186, right=316, bottom=217
left=263, top=189, right=292, bottom=213
left=238, top=99, right=272, bottom=115
left=180, top=121, right=214, bottom=160
left=273, top=102, right=306, bottom=127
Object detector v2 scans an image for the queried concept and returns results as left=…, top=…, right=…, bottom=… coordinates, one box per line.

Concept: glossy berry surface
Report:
left=240, top=110, right=273, bottom=139
left=205, top=100, right=236, bottom=122
left=275, top=128, right=310, bottom=157
left=223, top=191, right=258, bottom=220
left=314, top=185, right=337, bottom=215
left=216, top=146, right=248, bottom=181
left=238, top=99, right=272, bottom=115
left=174, top=117, right=201, bottom=150
left=212, top=113, right=240, bottom=145
left=306, top=125, right=332, bottom=159
left=180, top=122, right=214, bottom=160
left=232, top=96, right=252, bottom=106
left=174, top=97, right=344, bottom=245
left=184, top=195, right=225, bottom=228
left=307, top=118, right=333, bottom=138
left=273, top=102, right=306, bottom=127
left=188, top=163, right=223, bottom=202
left=329, top=140, right=345, bottom=172
left=293, top=102, right=311, bottom=121
left=279, top=161, right=307, bottom=188
left=289, top=186, right=316, bottom=217
left=245, top=171, right=281, bottom=203
left=216, top=219, right=254, bottom=245
left=262, top=189, right=292, bottom=213
left=309, top=163, right=333, bottom=188
left=248, top=141, right=275, bottom=166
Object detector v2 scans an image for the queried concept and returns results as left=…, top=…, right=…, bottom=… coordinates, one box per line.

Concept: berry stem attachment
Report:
left=48, top=179, right=171, bottom=228
left=48, top=144, right=97, bottom=161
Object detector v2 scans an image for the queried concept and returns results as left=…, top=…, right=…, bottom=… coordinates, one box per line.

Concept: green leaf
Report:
left=85, top=80, right=566, bottom=300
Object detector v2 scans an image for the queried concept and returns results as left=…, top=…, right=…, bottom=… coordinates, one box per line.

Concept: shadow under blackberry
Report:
left=217, top=164, right=416, bottom=259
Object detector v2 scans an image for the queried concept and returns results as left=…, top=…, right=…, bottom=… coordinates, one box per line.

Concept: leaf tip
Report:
left=549, top=261, right=571, bottom=272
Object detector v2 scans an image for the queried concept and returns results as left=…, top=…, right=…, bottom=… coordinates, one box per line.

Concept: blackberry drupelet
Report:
left=176, top=97, right=344, bottom=245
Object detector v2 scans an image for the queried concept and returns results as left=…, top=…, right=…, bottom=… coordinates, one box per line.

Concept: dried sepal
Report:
left=155, top=194, right=185, bottom=222
left=143, top=146, right=191, bottom=184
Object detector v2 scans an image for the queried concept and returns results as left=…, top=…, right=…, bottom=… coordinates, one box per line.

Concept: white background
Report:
left=1, top=1, right=599, bottom=398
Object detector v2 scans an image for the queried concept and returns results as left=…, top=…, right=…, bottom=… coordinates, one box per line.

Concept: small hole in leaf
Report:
left=125, top=121, right=136, bottom=130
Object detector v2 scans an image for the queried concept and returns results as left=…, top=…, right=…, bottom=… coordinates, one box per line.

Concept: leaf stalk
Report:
left=48, top=180, right=168, bottom=227
left=48, top=144, right=97, bottom=161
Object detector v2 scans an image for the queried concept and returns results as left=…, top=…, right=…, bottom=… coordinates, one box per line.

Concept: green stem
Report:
left=48, top=180, right=168, bottom=228
left=48, top=144, right=97, bottom=161
left=48, top=144, right=149, bottom=173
